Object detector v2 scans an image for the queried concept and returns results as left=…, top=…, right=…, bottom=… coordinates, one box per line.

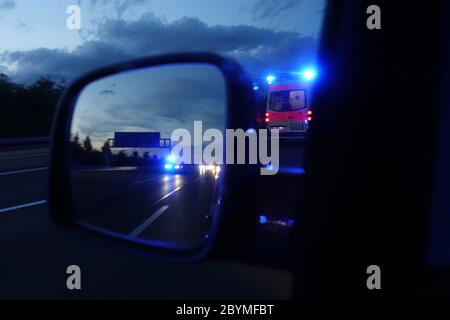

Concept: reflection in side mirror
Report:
left=69, top=63, right=226, bottom=251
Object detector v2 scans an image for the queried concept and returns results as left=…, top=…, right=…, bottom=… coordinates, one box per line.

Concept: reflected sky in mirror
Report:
left=72, top=63, right=226, bottom=151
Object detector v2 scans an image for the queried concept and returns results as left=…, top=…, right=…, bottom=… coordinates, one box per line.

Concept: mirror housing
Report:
left=49, top=53, right=259, bottom=260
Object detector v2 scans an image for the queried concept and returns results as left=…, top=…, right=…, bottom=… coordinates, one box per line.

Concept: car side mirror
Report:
left=49, top=53, right=258, bottom=260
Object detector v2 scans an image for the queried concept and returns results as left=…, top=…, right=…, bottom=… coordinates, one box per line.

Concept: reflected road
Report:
left=71, top=168, right=217, bottom=248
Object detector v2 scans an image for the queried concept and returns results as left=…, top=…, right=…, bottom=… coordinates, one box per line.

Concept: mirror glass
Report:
left=69, top=63, right=226, bottom=250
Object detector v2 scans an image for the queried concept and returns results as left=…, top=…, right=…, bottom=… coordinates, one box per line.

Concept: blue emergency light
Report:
left=164, top=154, right=182, bottom=171
left=265, top=75, right=276, bottom=84
left=164, top=163, right=173, bottom=170
left=302, top=68, right=317, bottom=81
left=167, top=155, right=176, bottom=163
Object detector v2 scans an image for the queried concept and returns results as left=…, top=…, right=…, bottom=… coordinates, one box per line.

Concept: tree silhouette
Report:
left=70, top=133, right=84, bottom=159
left=73, top=133, right=80, bottom=146
left=116, top=150, right=127, bottom=166
left=101, top=140, right=112, bottom=166
left=101, top=140, right=111, bottom=155
left=0, top=74, right=65, bottom=138
left=83, top=136, right=93, bottom=153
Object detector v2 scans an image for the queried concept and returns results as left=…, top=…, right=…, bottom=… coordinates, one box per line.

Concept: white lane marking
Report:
left=0, top=167, right=47, bottom=176
left=128, top=175, right=199, bottom=236
left=0, top=200, right=47, bottom=213
left=151, top=185, right=184, bottom=207
left=129, top=205, right=169, bottom=237
left=132, top=177, right=158, bottom=185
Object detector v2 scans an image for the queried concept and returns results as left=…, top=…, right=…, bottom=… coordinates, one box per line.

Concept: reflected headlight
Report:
left=164, top=163, right=173, bottom=170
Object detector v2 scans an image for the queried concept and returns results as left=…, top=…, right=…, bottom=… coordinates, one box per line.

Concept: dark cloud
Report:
left=252, top=0, right=302, bottom=20
left=97, top=15, right=280, bottom=54
left=0, top=0, right=15, bottom=11
left=1, top=41, right=131, bottom=83
left=95, top=15, right=318, bottom=73
left=1, top=14, right=318, bottom=83
left=107, top=71, right=225, bottom=133
left=99, top=89, right=114, bottom=95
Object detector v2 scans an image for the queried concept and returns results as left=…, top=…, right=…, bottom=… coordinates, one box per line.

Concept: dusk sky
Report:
left=0, top=0, right=325, bottom=83
left=71, top=63, right=227, bottom=149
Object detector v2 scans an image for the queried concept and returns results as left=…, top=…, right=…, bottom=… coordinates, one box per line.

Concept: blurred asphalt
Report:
left=0, top=145, right=302, bottom=299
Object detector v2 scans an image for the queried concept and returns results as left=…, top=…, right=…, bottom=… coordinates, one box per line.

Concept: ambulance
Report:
left=264, top=70, right=316, bottom=139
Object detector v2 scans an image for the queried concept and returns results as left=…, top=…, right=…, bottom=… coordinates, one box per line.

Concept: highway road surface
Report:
left=0, top=143, right=303, bottom=299
left=71, top=167, right=216, bottom=248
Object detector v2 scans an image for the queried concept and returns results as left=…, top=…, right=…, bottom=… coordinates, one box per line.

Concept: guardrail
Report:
left=0, top=136, right=50, bottom=147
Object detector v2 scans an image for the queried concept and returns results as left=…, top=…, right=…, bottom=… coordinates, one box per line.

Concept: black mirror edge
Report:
left=48, top=52, right=260, bottom=262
